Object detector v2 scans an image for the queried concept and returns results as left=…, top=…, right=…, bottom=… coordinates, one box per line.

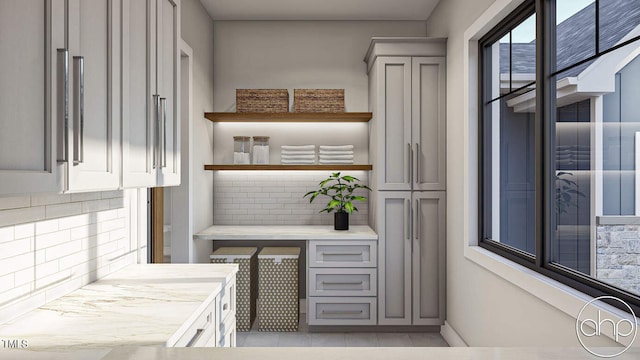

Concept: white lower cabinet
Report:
left=215, top=274, right=237, bottom=347
left=307, top=240, right=377, bottom=326
left=174, top=295, right=217, bottom=347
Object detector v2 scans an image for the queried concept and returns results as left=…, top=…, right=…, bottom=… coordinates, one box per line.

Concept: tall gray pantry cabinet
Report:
left=366, top=38, right=447, bottom=326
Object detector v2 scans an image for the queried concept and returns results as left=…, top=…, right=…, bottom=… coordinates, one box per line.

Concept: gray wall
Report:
left=212, top=21, right=427, bottom=112
left=211, top=21, right=426, bottom=225
left=181, top=0, right=215, bottom=262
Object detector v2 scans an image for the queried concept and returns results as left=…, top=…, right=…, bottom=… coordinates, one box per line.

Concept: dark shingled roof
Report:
left=500, top=0, right=640, bottom=77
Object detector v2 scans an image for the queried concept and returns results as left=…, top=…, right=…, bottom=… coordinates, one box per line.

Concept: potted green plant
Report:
left=304, top=172, right=371, bottom=230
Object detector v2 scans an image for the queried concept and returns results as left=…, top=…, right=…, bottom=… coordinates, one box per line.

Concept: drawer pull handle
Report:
left=321, top=310, right=364, bottom=315
left=321, top=281, right=364, bottom=285
left=322, top=252, right=364, bottom=256
left=186, top=329, right=204, bottom=347
left=223, top=303, right=229, bottom=311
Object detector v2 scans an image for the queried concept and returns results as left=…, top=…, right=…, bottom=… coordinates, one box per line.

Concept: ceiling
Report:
left=199, top=0, right=442, bottom=21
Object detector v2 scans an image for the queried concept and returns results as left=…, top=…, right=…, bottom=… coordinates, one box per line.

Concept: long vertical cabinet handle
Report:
left=152, top=95, right=160, bottom=169
left=72, top=56, right=84, bottom=165
left=406, top=199, right=411, bottom=240
left=407, top=143, right=412, bottom=184
left=415, top=143, right=420, bottom=186
left=415, top=199, right=420, bottom=244
left=57, top=49, right=69, bottom=162
left=160, top=98, right=167, bottom=168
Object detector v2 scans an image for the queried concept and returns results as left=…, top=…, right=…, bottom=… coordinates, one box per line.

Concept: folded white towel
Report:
left=281, top=154, right=316, bottom=160
left=281, top=150, right=316, bottom=156
left=281, top=145, right=316, bottom=151
left=319, top=150, right=354, bottom=155
left=319, top=154, right=354, bottom=160
left=319, top=159, right=354, bottom=164
left=319, top=145, right=354, bottom=151
left=281, top=160, right=316, bottom=164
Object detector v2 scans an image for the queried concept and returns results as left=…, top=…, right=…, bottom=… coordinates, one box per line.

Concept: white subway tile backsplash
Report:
left=45, top=202, right=83, bottom=219
left=82, top=199, right=111, bottom=213
left=0, top=190, right=135, bottom=324
left=0, top=196, right=31, bottom=211
left=213, top=172, right=369, bottom=226
left=0, top=238, right=32, bottom=260
left=14, top=223, right=35, bottom=240
left=0, top=206, right=46, bottom=227
left=35, top=219, right=60, bottom=236
left=31, top=194, right=72, bottom=206
left=0, top=273, right=14, bottom=293
left=35, top=259, right=60, bottom=281
left=0, top=252, right=34, bottom=273
left=0, top=226, right=14, bottom=243
left=46, top=240, right=82, bottom=262
left=14, top=268, right=34, bottom=287
left=70, top=192, right=101, bottom=202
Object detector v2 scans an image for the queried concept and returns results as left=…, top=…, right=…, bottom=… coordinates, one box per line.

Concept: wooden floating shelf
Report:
left=204, top=164, right=373, bottom=171
left=204, top=112, right=372, bottom=123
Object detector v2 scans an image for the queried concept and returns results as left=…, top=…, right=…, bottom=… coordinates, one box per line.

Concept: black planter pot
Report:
left=334, top=212, right=349, bottom=231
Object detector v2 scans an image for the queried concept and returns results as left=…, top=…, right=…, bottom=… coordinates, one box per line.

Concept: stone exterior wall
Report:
left=596, top=224, right=640, bottom=295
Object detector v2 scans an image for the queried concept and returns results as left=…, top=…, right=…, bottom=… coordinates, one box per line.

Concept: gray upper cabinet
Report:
left=123, top=0, right=180, bottom=188
left=0, top=0, right=64, bottom=195
left=412, top=57, right=446, bottom=191
left=65, top=0, right=121, bottom=192
left=366, top=38, right=447, bottom=192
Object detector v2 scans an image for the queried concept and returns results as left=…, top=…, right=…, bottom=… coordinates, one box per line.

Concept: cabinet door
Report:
left=412, top=57, right=446, bottom=191
left=0, top=0, right=64, bottom=195
left=373, top=57, right=412, bottom=191
left=66, top=0, right=121, bottom=192
left=156, top=0, right=180, bottom=186
left=122, top=0, right=157, bottom=187
left=412, top=191, right=445, bottom=325
left=377, top=191, right=412, bottom=325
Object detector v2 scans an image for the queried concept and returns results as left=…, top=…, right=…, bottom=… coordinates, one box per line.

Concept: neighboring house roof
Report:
left=500, top=0, right=640, bottom=77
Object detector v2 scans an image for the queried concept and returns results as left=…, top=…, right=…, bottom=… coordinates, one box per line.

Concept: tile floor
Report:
left=237, top=319, right=449, bottom=347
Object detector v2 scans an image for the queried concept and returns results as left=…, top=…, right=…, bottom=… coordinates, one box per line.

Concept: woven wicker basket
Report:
left=236, top=89, right=289, bottom=113
left=293, top=89, right=345, bottom=113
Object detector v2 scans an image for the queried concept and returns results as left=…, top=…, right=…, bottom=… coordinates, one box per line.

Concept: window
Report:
left=480, top=0, right=640, bottom=314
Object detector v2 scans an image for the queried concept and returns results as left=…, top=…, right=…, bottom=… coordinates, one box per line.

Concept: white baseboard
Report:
left=441, top=321, right=467, bottom=347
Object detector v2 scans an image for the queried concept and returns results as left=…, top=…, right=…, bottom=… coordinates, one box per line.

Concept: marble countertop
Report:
left=49, top=346, right=640, bottom=360
left=194, top=225, right=378, bottom=241
left=0, top=264, right=238, bottom=351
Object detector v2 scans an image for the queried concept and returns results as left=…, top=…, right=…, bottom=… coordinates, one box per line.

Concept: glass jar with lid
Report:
left=233, top=136, right=251, bottom=164
left=252, top=136, right=270, bottom=164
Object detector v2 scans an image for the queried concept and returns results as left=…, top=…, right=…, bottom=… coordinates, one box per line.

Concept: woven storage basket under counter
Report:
left=210, top=247, right=258, bottom=332
left=258, top=247, right=300, bottom=332
left=236, top=89, right=289, bottom=113
left=293, top=89, right=345, bottom=113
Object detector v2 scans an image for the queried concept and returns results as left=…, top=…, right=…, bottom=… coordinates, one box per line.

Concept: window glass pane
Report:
left=483, top=27, right=537, bottom=255
left=511, top=14, right=536, bottom=89
left=549, top=58, right=640, bottom=297
left=599, top=0, right=640, bottom=53
left=556, top=0, right=595, bottom=72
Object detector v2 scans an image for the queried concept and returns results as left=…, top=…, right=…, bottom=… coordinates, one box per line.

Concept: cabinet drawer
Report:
left=309, top=241, right=377, bottom=267
left=308, top=297, right=377, bottom=326
left=309, top=268, right=376, bottom=297
left=173, top=297, right=216, bottom=347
